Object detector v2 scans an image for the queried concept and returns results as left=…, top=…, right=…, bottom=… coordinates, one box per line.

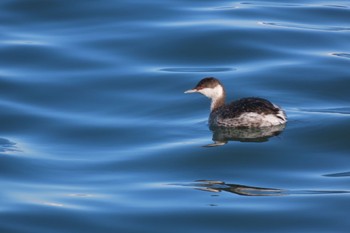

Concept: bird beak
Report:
left=184, top=88, right=197, bottom=94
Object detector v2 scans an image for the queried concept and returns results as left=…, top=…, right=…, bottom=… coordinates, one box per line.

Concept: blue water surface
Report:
left=0, top=0, right=350, bottom=232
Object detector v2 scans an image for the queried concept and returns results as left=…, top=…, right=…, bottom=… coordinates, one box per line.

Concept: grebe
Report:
left=184, top=77, right=287, bottom=128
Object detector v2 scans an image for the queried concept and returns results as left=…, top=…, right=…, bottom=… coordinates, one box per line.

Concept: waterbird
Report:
left=184, top=77, right=287, bottom=128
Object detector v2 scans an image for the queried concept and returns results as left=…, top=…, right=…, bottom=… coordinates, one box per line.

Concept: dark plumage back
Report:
left=215, top=97, right=280, bottom=119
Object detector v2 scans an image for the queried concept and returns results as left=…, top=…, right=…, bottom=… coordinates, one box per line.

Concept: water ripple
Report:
left=259, top=21, right=350, bottom=32
left=173, top=180, right=350, bottom=197
left=324, top=171, right=350, bottom=177
left=331, top=52, right=350, bottom=59
left=209, top=2, right=350, bottom=11
left=159, top=67, right=235, bottom=73
left=299, top=107, right=350, bottom=116
left=0, top=138, right=17, bottom=153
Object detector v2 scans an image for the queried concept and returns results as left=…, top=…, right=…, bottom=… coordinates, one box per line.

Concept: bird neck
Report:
left=211, top=97, right=225, bottom=111
left=210, top=88, right=226, bottom=112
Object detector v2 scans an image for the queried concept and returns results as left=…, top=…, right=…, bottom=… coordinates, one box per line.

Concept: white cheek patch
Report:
left=198, top=86, right=223, bottom=99
left=198, top=88, right=212, bottom=98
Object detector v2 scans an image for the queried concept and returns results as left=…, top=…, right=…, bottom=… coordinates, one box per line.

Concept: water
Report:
left=0, top=0, right=349, bottom=232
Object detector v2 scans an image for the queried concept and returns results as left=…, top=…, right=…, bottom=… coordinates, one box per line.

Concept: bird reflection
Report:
left=205, top=124, right=286, bottom=147
left=192, top=180, right=285, bottom=196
